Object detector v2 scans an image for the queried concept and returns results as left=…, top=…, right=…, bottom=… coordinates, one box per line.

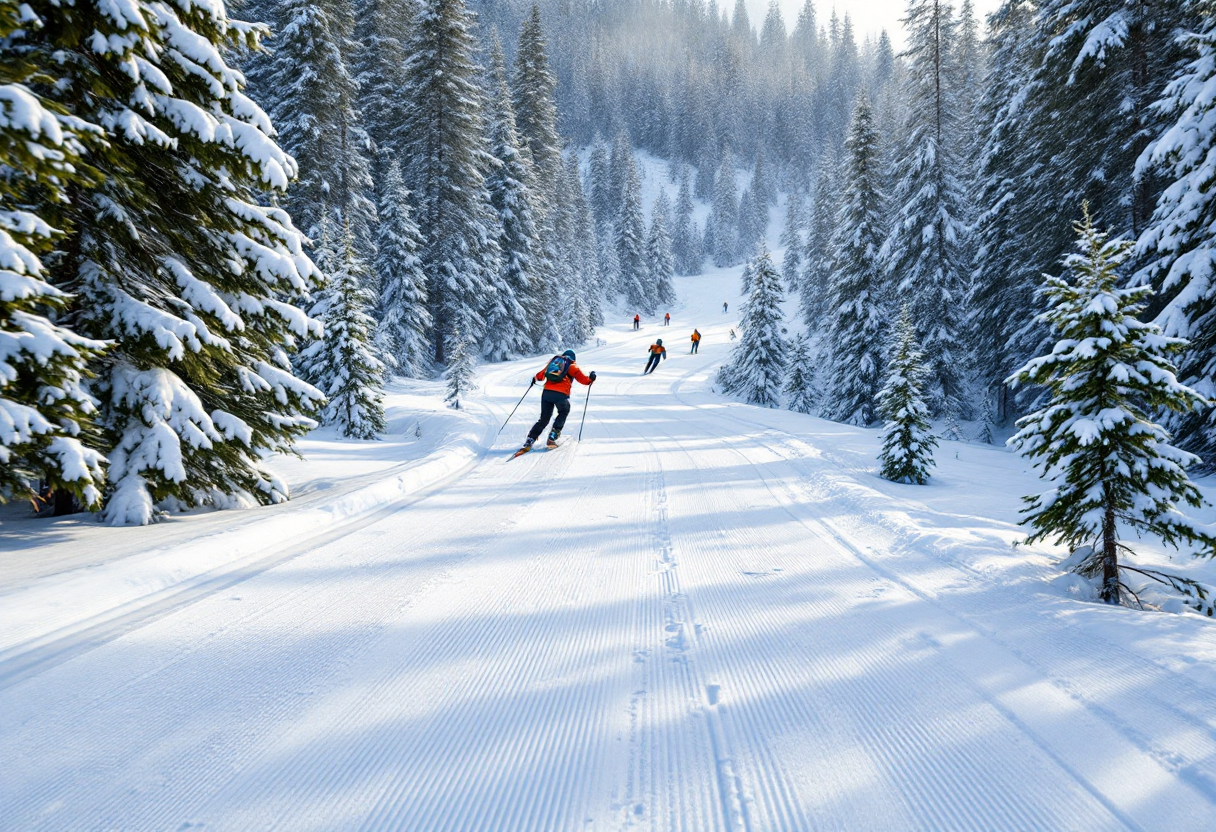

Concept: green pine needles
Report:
left=1008, top=208, right=1216, bottom=608
left=878, top=307, right=938, bottom=484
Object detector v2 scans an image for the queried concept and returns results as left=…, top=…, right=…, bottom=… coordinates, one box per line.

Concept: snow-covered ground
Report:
left=4, top=264, right=1216, bottom=831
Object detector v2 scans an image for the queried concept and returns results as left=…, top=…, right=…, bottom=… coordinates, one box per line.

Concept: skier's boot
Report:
left=547, top=429, right=561, bottom=449
left=512, top=436, right=535, bottom=459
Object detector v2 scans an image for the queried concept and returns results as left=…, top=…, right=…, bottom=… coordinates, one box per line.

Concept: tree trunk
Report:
left=52, top=488, right=76, bottom=517
left=1100, top=500, right=1120, bottom=604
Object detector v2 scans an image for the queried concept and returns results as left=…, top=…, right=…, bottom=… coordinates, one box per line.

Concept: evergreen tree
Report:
left=717, top=247, right=786, bottom=406
left=0, top=18, right=106, bottom=509
left=256, top=0, right=378, bottom=258
left=647, top=191, right=677, bottom=309
left=300, top=220, right=387, bottom=440
left=672, top=171, right=701, bottom=275
left=354, top=0, right=414, bottom=164
left=1135, top=5, right=1216, bottom=466
left=512, top=4, right=563, bottom=196
left=587, top=139, right=614, bottom=232
left=783, top=333, right=817, bottom=414
left=483, top=35, right=537, bottom=362
left=780, top=194, right=805, bottom=292
left=711, top=146, right=739, bottom=267
left=35, top=0, right=326, bottom=524
left=615, top=163, right=650, bottom=311
left=444, top=323, right=478, bottom=409
left=1008, top=209, right=1216, bottom=605
left=398, top=0, right=500, bottom=362
left=882, top=0, right=970, bottom=418
left=878, top=306, right=938, bottom=484
left=801, top=150, right=839, bottom=327
left=374, top=161, right=431, bottom=378
left=563, top=152, right=605, bottom=330
left=737, top=187, right=759, bottom=259
left=822, top=96, right=888, bottom=427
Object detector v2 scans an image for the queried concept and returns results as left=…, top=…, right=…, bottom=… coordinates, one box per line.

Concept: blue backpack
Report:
left=543, top=355, right=571, bottom=383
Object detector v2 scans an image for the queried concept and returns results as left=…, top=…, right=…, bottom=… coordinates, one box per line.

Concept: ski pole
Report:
left=497, top=378, right=535, bottom=435
left=578, top=383, right=592, bottom=441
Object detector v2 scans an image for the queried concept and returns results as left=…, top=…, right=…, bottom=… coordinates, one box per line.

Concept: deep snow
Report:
left=4, top=261, right=1216, bottom=831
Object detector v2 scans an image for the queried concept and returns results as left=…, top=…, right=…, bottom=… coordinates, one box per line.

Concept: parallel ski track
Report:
left=663, top=368, right=1216, bottom=828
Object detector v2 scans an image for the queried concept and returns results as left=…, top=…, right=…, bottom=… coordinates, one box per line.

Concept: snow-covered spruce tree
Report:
left=615, top=163, right=650, bottom=312
left=482, top=34, right=536, bottom=362
left=647, top=190, right=677, bottom=309
left=561, top=152, right=604, bottom=332
left=783, top=333, right=817, bottom=414
left=256, top=0, right=377, bottom=258
left=512, top=4, right=562, bottom=198
left=1135, top=6, right=1216, bottom=466
left=444, top=323, right=478, bottom=409
left=0, top=14, right=106, bottom=510
left=587, top=139, right=614, bottom=233
left=881, top=0, right=970, bottom=418
left=801, top=150, right=838, bottom=326
left=374, top=160, right=431, bottom=378
left=717, top=247, right=787, bottom=406
left=353, top=0, right=414, bottom=165
left=672, top=171, right=701, bottom=275
left=821, top=95, right=888, bottom=427
left=711, top=146, right=739, bottom=268
left=1008, top=209, right=1216, bottom=607
left=35, top=0, right=325, bottom=524
left=878, top=306, right=937, bottom=484
left=398, top=0, right=499, bottom=362
left=780, top=194, right=805, bottom=292
left=300, top=219, right=386, bottom=439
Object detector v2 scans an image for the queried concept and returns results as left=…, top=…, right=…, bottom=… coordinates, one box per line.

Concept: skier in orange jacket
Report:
left=690, top=329, right=701, bottom=354
left=519, top=350, right=595, bottom=451
left=643, top=339, right=667, bottom=374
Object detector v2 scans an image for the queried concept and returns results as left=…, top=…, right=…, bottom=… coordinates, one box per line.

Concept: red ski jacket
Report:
left=534, top=360, right=593, bottom=396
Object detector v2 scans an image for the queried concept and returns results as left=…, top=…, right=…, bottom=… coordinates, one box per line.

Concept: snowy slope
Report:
left=4, top=267, right=1216, bottom=831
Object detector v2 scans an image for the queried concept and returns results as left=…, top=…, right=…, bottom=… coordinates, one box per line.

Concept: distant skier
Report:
left=633, top=314, right=640, bottom=330
left=664, top=312, right=671, bottom=326
left=517, top=350, right=595, bottom=454
left=729, top=328, right=737, bottom=340
left=644, top=339, right=667, bottom=374
left=723, top=301, right=728, bottom=313
left=691, top=329, right=701, bottom=354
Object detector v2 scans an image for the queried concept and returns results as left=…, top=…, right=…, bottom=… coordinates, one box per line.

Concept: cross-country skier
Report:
left=723, top=301, right=728, bottom=313
left=644, top=339, right=667, bottom=374
left=691, top=329, right=701, bottom=354
left=664, top=312, right=671, bottom=326
left=518, top=350, right=595, bottom=453
left=633, top=314, right=640, bottom=330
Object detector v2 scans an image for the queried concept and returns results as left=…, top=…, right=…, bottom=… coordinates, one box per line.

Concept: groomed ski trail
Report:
left=5, top=281, right=1216, bottom=831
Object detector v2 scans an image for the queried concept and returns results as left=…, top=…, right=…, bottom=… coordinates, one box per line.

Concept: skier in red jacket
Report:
left=517, top=350, right=595, bottom=453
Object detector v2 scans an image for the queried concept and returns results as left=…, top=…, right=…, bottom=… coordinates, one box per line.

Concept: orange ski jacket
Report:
left=648, top=343, right=667, bottom=357
left=534, top=359, right=593, bottom=396
left=691, top=331, right=701, bottom=343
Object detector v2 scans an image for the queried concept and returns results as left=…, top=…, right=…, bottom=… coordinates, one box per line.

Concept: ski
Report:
left=511, top=446, right=533, bottom=459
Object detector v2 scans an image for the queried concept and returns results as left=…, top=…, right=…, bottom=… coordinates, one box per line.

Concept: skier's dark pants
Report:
left=644, top=354, right=661, bottom=374
left=691, top=341, right=699, bottom=354
left=529, top=389, right=572, bottom=441
left=633, top=320, right=639, bottom=330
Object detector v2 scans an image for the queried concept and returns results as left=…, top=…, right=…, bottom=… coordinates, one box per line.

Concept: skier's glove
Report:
left=589, top=371, right=597, bottom=383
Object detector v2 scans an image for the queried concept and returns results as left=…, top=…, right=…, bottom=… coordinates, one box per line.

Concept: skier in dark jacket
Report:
left=643, top=339, right=667, bottom=374
left=520, top=350, right=595, bottom=452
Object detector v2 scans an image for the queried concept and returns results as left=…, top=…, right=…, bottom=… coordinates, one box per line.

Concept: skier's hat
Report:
left=562, top=349, right=576, bottom=361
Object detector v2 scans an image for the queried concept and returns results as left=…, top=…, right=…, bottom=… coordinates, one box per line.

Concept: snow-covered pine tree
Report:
left=563, top=152, right=604, bottom=330
left=648, top=190, right=677, bottom=309
left=801, top=150, right=838, bottom=326
left=482, top=34, right=537, bottom=362
left=36, top=0, right=326, bottom=524
left=444, top=323, right=478, bottom=409
left=587, top=139, right=614, bottom=233
left=882, top=0, right=970, bottom=418
left=717, top=246, right=786, bottom=406
left=736, top=187, right=759, bottom=261
left=1008, top=208, right=1216, bottom=605
left=300, top=219, right=386, bottom=439
left=1135, top=7, right=1216, bottom=466
left=783, top=333, right=817, bottom=414
left=354, top=0, right=414, bottom=165
left=672, top=171, right=701, bottom=275
left=711, top=146, right=739, bottom=267
left=878, top=305, right=938, bottom=484
left=822, top=95, right=888, bottom=427
left=780, top=194, right=805, bottom=292
left=0, top=17, right=106, bottom=510
left=398, top=0, right=500, bottom=362
left=374, top=160, right=431, bottom=378
left=256, top=0, right=377, bottom=258
left=512, top=5, right=562, bottom=198
left=615, top=163, right=650, bottom=312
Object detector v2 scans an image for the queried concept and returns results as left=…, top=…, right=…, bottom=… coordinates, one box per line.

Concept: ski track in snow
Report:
left=5, top=275, right=1216, bottom=830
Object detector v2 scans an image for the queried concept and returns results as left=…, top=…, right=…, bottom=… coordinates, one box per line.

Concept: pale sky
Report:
left=730, top=0, right=1004, bottom=49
